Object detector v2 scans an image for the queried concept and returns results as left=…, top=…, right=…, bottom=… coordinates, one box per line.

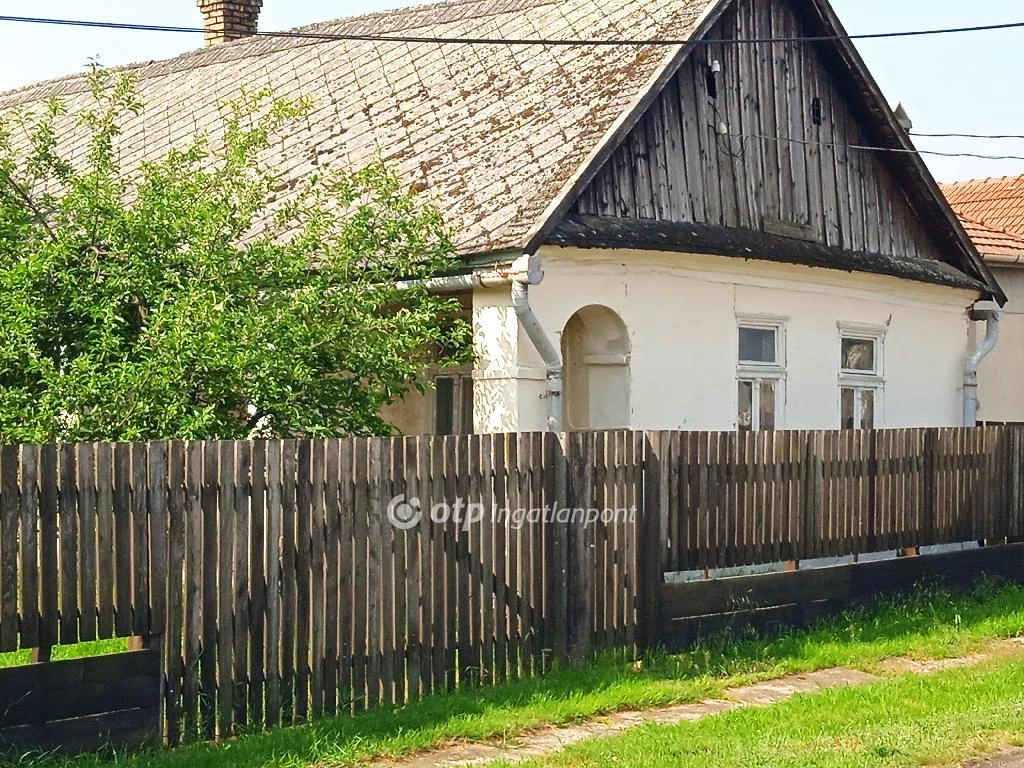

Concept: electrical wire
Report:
left=729, top=132, right=1024, bottom=162
left=911, top=132, right=1024, bottom=141
left=1, top=13, right=1024, bottom=47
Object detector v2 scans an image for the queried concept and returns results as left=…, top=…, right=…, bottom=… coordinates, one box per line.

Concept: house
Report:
left=1, top=0, right=1004, bottom=435
left=942, top=175, right=1024, bottom=424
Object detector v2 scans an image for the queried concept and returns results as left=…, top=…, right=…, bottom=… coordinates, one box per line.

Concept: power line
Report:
left=726, top=132, right=1024, bottom=162
left=912, top=132, right=1024, bottom=141
left=1, top=13, right=1024, bottom=47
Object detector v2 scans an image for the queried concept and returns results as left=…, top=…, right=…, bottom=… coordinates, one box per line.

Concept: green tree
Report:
left=0, top=67, right=470, bottom=443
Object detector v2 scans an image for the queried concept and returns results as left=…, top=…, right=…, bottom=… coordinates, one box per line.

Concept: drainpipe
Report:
left=510, top=280, right=563, bottom=431
left=964, top=309, right=1000, bottom=427
left=397, top=254, right=564, bottom=431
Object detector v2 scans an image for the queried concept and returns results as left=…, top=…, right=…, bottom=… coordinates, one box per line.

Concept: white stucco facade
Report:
left=473, top=247, right=980, bottom=433
left=976, top=264, right=1024, bottom=424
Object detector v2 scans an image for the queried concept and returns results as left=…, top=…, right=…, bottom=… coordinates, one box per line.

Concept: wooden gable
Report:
left=564, top=0, right=965, bottom=273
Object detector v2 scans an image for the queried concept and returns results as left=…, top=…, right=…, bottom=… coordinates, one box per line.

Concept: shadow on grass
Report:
left=4, top=578, right=1023, bottom=768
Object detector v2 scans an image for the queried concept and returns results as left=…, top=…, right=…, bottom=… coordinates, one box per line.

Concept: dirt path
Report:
left=963, top=749, right=1024, bottom=768
left=368, top=637, right=1024, bottom=768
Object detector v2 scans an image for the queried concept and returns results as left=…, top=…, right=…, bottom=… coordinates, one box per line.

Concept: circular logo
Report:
left=387, top=494, right=422, bottom=530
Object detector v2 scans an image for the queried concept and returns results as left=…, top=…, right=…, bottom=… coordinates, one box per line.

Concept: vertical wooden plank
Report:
left=0, top=446, right=19, bottom=652
left=94, top=444, right=114, bottom=640
left=200, top=442, right=219, bottom=740
left=216, top=442, right=235, bottom=737
left=148, top=442, right=168, bottom=647
left=130, top=442, right=150, bottom=638
left=456, top=435, right=472, bottom=684
left=414, top=436, right=431, bottom=698
left=515, top=434, right=531, bottom=675
left=503, top=435, right=520, bottom=678
left=249, top=440, right=267, bottom=728
left=491, top=436, right=507, bottom=684
left=337, top=439, right=354, bottom=712
left=76, top=444, right=97, bottom=644
left=164, top=441, right=186, bottom=746
left=388, top=438, right=405, bottom=705
left=182, top=441, right=203, bottom=742
left=59, top=443, right=79, bottom=644
left=308, top=440, right=326, bottom=719
left=294, top=440, right=313, bottom=721
left=429, top=436, right=448, bottom=690
left=279, top=440, right=298, bottom=721
left=39, top=444, right=59, bottom=652
left=323, top=439, right=341, bottom=716
left=547, top=432, right=569, bottom=666
left=466, top=434, right=482, bottom=686
left=567, top=432, right=593, bottom=666
left=232, top=441, right=251, bottom=730
left=639, top=432, right=664, bottom=651
left=264, top=440, right=283, bottom=728
left=19, top=446, right=40, bottom=650
left=405, top=437, right=423, bottom=700
left=531, top=432, right=546, bottom=670
left=351, top=439, right=369, bottom=710
left=366, top=439, right=384, bottom=707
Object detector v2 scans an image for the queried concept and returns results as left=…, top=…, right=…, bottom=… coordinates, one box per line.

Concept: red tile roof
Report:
left=941, top=175, right=1024, bottom=238
left=956, top=215, right=1024, bottom=265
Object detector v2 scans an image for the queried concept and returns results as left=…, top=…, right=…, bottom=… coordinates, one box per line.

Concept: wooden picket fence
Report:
left=0, top=432, right=643, bottom=744
left=0, top=426, right=1022, bottom=747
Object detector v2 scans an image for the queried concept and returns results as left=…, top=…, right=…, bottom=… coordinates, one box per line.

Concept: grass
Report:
left=0, top=638, right=129, bottom=668
left=2, top=579, right=1024, bottom=768
left=507, top=656, right=1024, bottom=768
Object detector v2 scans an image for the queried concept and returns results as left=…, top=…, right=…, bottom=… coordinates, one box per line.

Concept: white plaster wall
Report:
left=474, top=247, right=978, bottom=432
left=976, top=265, right=1024, bottom=424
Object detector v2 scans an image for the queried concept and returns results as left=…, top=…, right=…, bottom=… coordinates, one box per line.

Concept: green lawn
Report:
left=3, top=579, right=1024, bottom=768
left=508, top=656, right=1024, bottom=768
left=0, top=638, right=129, bottom=668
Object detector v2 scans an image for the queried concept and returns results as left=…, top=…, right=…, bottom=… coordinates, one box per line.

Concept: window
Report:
left=434, top=373, right=474, bottom=435
left=737, top=316, right=787, bottom=432
left=838, top=323, right=885, bottom=430
left=811, top=96, right=823, bottom=126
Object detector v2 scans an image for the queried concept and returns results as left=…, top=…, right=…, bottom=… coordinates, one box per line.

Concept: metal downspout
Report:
left=964, top=309, right=1000, bottom=427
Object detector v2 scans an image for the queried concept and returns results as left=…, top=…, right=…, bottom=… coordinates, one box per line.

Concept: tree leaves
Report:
left=0, top=67, right=470, bottom=442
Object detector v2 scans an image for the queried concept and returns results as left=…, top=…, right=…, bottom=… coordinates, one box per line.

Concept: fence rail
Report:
left=0, top=426, right=1021, bottom=746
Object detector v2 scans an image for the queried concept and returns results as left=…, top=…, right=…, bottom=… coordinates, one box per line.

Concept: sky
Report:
left=0, top=0, right=1022, bottom=182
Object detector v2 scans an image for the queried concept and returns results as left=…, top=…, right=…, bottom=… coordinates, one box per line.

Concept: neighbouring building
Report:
left=1, top=0, right=1005, bottom=435
left=943, top=175, right=1024, bottom=424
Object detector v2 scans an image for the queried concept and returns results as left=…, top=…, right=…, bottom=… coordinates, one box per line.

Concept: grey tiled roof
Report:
left=0, top=0, right=712, bottom=256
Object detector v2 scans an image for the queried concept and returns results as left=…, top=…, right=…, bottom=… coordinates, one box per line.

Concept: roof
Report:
left=552, top=214, right=987, bottom=291
left=0, top=0, right=713, bottom=257
left=0, top=0, right=1001, bottom=302
left=941, top=175, right=1024, bottom=239
left=955, top=214, right=1024, bottom=265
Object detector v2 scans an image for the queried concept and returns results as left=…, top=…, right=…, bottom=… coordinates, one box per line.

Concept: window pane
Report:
left=738, top=380, right=754, bottom=432
left=841, top=337, right=875, bottom=372
left=861, top=389, right=875, bottom=430
left=739, top=327, right=776, bottom=364
left=759, top=380, right=776, bottom=431
left=435, top=377, right=455, bottom=436
left=841, top=387, right=855, bottom=430
left=460, top=377, right=475, bottom=434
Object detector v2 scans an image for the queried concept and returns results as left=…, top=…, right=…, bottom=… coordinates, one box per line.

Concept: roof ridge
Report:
left=941, top=173, right=1024, bottom=189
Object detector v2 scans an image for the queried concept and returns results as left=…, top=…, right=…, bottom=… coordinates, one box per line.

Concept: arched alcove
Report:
left=561, top=305, right=631, bottom=430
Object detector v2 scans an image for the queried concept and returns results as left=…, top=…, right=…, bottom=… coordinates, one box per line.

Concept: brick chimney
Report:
left=197, top=1, right=263, bottom=46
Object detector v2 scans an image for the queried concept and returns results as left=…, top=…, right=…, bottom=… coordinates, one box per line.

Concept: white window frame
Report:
left=737, top=314, right=788, bottom=432
left=838, top=322, right=886, bottom=430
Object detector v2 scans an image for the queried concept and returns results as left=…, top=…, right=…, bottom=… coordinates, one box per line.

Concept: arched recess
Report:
left=561, top=305, right=631, bottom=430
